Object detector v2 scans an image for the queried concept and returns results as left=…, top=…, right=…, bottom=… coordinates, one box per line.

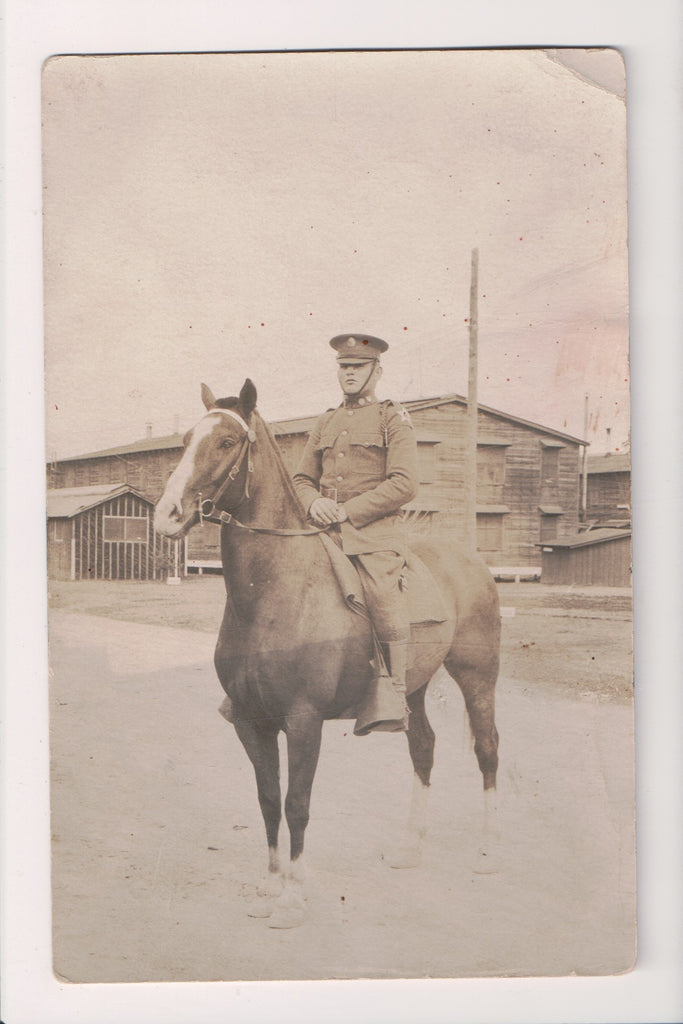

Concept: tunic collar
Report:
left=342, top=392, right=377, bottom=409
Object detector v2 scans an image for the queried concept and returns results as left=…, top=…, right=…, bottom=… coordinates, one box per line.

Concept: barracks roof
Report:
left=50, top=393, right=587, bottom=464
left=47, top=483, right=150, bottom=518
left=53, top=432, right=186, bottom=463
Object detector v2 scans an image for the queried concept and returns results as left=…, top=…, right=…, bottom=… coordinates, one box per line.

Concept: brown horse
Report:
left=154, top=380, right=500, bottom=928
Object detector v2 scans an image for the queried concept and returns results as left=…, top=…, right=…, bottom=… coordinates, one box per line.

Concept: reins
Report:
left=201, top=508, right=334, bottom=536
left=196, top=409, right=333, bottom=537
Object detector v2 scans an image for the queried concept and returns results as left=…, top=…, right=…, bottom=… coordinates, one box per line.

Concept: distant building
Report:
left=46, top=483, right=178, bottom=581
left=586, top=452, right=631, bottom=525
left=538, top=527, right=632, bottom=587
left=47, top=394, right=587, bottom=577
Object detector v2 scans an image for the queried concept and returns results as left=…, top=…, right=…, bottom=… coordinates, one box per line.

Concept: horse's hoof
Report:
left=257, top=878, right=284, bottom=899
left=473, top=845, right=501, bottom=874
left=246, top=897, right=275, bottom=918
left=385, top=845, right=422, bottom=869
left=268, top=905, right=306, bottom=929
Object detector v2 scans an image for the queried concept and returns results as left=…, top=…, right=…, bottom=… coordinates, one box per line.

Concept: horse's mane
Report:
left=253, top=411, right=310, bottom=525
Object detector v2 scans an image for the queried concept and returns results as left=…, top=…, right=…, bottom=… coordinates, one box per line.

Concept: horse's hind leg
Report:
left=385, top=685, right=434, bottom=869
left=445, top=629, right=501, bottom=871
left=445, top=631, right=499, bottom=790
left=231, top=716, right=284, bottom=915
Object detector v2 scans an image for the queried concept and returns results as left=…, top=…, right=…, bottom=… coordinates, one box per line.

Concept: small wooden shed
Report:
left=538, top=528, right=632, bottom=587
left=47, top=483, right=179, bottom=581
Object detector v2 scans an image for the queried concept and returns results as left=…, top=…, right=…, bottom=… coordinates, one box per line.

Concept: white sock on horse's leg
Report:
left=407, top=771, right=430, bottom=841
left=268, top=854, right=307, bottom=929
left=246, top=846, right=284, bottom=917
left=385, top=772, right=429, bottom=869
left=474, top=786, right=501, bottom=873
left=261, top=845, right=285, bottom=893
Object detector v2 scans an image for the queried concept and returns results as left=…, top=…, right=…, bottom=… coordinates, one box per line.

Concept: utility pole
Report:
left=464, top=248, right=479, bottom=551
left=581, top=392, right=589, bottom=522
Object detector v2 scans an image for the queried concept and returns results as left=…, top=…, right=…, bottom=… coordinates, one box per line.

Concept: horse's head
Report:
left=154, top=379, right=258, bottom=538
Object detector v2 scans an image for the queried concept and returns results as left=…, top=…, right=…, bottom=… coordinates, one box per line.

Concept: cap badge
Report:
left=347, top=337, right=356, bottom=346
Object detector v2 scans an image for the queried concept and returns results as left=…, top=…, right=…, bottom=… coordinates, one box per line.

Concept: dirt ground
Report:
left=48, top=579, right=635, bottom=982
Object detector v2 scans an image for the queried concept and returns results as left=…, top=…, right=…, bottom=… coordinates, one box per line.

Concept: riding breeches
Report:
left=351, top=550, right=409, bottom=642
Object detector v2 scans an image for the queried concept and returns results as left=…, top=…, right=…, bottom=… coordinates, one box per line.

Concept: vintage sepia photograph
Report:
left=41, top=48, right=635, bottom=985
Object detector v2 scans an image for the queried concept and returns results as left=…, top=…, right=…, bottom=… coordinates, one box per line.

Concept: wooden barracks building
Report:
left=47, top=394, right=587, bottom=581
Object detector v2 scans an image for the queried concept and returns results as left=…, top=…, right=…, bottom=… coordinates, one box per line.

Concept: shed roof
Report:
left=52, top=393, right=587, bottom=465
left=587, top=452, right=631, bottom=475
left=537, top=527, right=632, bottom=550
left=47, top=483, right=149, bottom=518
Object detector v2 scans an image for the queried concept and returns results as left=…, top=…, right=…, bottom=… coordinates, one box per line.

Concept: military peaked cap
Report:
left=330, top=333, right=389, bottom=363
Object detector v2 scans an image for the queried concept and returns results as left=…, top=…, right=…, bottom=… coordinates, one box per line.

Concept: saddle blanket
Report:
left=319, top=532, right=448, bottom=625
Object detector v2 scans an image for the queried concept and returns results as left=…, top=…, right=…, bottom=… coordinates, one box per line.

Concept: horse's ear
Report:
left=239, top=379, right=257, bottom=419
left=201, top=383, right=216, bottom=410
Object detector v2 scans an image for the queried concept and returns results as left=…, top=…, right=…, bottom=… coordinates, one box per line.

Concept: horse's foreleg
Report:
left=268, top=709, right=323, bottom=929
left=231, top=717, right=284, bottom=914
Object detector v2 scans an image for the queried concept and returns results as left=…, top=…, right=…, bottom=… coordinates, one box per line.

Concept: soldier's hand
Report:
left=309, top=497, right=343, bottom=525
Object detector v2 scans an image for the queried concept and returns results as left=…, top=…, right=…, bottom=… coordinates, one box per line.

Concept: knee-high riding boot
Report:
left=354, top=638, right=410, bottom=736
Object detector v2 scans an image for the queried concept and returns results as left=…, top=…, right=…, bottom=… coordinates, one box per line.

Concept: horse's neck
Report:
left=220, top=415, right=316, bottom=608
left=241, top=414, right=307, bottom=530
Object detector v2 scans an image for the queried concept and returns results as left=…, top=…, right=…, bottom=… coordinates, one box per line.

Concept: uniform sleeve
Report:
left=292, top=416, right=325, bottom=513
left=343, top=404, right=419, bottom=528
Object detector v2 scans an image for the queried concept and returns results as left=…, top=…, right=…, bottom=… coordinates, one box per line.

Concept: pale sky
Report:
left=42, top=48, right=629, bottom=458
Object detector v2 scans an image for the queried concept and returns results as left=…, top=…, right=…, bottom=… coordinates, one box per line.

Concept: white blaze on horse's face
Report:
left=154, top=410, right=246, bottom=537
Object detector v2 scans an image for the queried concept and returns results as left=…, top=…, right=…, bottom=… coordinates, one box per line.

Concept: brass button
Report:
left=338, top=452, right=345, bottom=458
left=336, top=475, right=343, bottom=482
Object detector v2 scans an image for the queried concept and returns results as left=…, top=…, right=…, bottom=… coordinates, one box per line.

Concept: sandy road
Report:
left=49, top=607, right=635, bottom=983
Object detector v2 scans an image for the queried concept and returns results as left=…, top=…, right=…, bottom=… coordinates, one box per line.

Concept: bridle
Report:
left=197, top=409, right=255, bottom=524
left=196, top=408, right=332, bottom=537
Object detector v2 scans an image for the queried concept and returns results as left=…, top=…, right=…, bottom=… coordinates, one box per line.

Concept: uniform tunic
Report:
left=293, top=394, right=419, bottom=641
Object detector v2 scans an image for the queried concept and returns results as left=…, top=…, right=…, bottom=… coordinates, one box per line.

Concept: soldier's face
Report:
left=337, top=360, right=380, bottom=396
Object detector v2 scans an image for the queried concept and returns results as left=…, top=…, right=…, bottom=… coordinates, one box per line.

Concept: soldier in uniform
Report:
left=293, top=333, right=419, bottom=734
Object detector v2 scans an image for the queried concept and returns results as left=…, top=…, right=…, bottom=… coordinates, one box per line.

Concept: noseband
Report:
left=196, top=409, right=332, bottom=537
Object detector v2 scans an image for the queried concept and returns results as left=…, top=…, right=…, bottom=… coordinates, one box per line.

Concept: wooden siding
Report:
left=407, top=405, right=581, bottom=565
left=47, top=517, right=74, bottom=581
left=586, top=471, right=631, bottom=522
left=541, top=534, right=632, bottom=587
left=48, top=449, right=177, bottom=499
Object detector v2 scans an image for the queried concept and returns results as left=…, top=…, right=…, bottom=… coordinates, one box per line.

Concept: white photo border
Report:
left=3, top=2, right=682, bottom=1022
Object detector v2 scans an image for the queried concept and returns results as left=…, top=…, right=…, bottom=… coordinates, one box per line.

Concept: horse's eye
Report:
left=221, top=438, right=236, bottom=449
